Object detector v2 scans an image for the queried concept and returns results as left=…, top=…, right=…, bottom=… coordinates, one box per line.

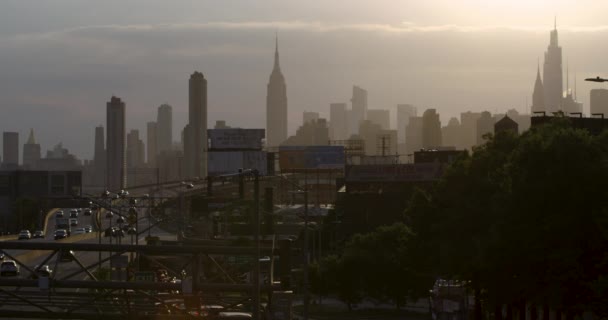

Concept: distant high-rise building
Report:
left=127, top=129, right=145, bottom=168
left=543, top=20, right=563, bottom=113
left=442, top=118, right=462, bottom=149
left=93, top=126, right=106, bottom=187
left=477, top=111, right=495, bottom=145
left=531, top=64, right=545, bottom=113
left=422, top=109, right=442, bottom=149
left=147, top=122, right=157, bottom=167
left=350, top=86, right=368, bottom=135
left=329, top=103, right=348, bottom=140
left=106, top=96, right=126, bottom=191
left=214, top=120, right=231, bottom=129
left=406, top=117, right=423, bottom=155
left=282, top=119, right=330, bottom=146
left=303, top=111, right=319, bottom=125
left=366, top=109, right=390, bottom=130
left=460, top=111, right=482, bottom=150
left=184, top=71, right=208, bottom=178
left=2, top=132, right=18, bottom=169
left=22, top=129, right=40, bottom=170
left=397, top=104, right=417, bottom=144
left=591, top=89, right=608, bottom=117
left=266, top=36, right=288, bottom=147
left=156, top=104, right=173, bottom=155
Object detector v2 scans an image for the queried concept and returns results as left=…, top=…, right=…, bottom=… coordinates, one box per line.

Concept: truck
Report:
left=55, top=217, right=71, bottom=236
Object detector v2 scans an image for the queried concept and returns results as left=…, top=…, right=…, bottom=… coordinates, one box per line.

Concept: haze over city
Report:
left=3, top=0, right=608, bottom=159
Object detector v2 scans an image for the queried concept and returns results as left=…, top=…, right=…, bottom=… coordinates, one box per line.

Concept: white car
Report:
left=0, top=260, right=19, bottom=276
left=72, top=228, right=86, bottom=235
left=18, top=230, right=31, bottom=240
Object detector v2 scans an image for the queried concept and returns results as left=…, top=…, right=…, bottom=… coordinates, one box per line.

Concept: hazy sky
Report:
left=3, top=0, right=608, bottom=160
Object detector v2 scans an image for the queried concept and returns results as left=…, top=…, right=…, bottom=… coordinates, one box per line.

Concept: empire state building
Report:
left=266, top=36, right=288, bottom=148
left=543, top=20, right=563, bottom=113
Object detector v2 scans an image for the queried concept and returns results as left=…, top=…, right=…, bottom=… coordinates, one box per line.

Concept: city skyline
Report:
left=4, top=2, right=608, bottom=159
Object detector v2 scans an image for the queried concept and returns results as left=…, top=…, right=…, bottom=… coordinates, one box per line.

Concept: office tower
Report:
left=543, top=20, right=563, bottom=113
left=531, top=64, right=545, bottom=113
left=22, top=129, right=41, bottom=170
left=303, top=111, right=319, bottom=125
left=406, top=117, right=423, bottom=155
left=147, top=122, right=157, bottom=167
left=156, top=104, right=173, bottom=155
left=282, top=119, right=330, bottom=146
left=442, top=118, right=462, bottom=149
left=93, top=126, right=106, bottom=187
left=397, top=104, right=417, bottom=144
left=126, top=129, right=145, bottom=168
left=350, top=86, right=368, bottom=135
left=476, top=111, right=495, bottom=145
left=184, top=71, right=208, bottom=178
left=2, top=132, right=18, bottom=168
left=591, top=89, right=608, bottom=117
left=266, top=36, right=288, bottom=147
left=460, top=111, right=482, bottom=150
left=366, top=109, right=390, bottom=130
left=106, top=96, right=126, bottom=191
left=329, top=103, right=348, bottom=140
left=422, top=109, right=442, bottom=149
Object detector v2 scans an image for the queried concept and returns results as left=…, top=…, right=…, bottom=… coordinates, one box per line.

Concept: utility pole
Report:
left=303, top=189, right=309, bottom=320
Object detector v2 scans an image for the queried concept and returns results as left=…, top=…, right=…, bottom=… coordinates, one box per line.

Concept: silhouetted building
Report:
left=442, top=117, right=464, bottom=149
left=543, top=20, right=563, bottom=113
left=591, top=89, right=608, bottom=117
left=106, top=96, right=126, bottom=191
left=283, top=119, right=329, bottom=146
left=330, top=103, right=348, bottom=140
left=22, top=129, right=40, bottom=170
left=397, top=104, right=417, bottom=144
left=93, top=126, right=106, bottom=188
left=406, top=116, right=423, bottom=155
left=156, top=104, right=173, bottom=155
left=367, top=109, right=390, bottom=130
left=184, top=71, right=208, bottom=179
left=147, top=122, right=157, bottom=167
left=477, top=111, right=495, bottom=145
left=460, top=111, right=482, bottom=149
left=506, top=109, right=531, bottom=132
left=214, top=120, right=231, bottom=129
left=422, top=109, right=442, bottom=149
left=158, top=150, right=184, bottom=182
left=494, top=115, right=519, bottom=135
left=37, top=143, right=81, bottom=171
left=2, top=132, right=19, bottom=170
left=303, top=111, right=319, bottom=125
left=531, top=63, right=545, bottom=113
left=358, top=120, right=397, bottom=156
left=350, top=86, right=368, bottom=135
left=414, top=149, right=465, bottom=165
left=127, top=129, right=145, bottom=168
left=266, top=36, right=288, bottom=147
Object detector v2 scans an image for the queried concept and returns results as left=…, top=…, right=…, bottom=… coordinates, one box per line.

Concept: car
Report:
left=69, top=209, right=78, bottom=218
left=127, top=227, right=137, bottom=235
left=121, top=224, right=130, bottom=232
left=69, top=218, right=78, bottom=227
left=32, top=230, right=44, bottom=239
left=0, top=260, right=20, bottom=276
left=116, top=216, right=125, bottom=224
left=105, top=211, right=114, bottom=219
left=54, top=229, right=68, bottom=240
left=84, top=225, right=92, bottom=233
left=113, top=229, right=125, bottom=238
left=32, top=265, right=52, bottom=278
left=83, top=209, right=92, bottom=216
left=72, top=228, right=86, bottom=235
left=18, top=230, right=31, bottom=240
left=77, top=208, right=82, bottom=214
left=55, top=210, right=64, bottom=218
left=59, top=250, right=75, bottom=262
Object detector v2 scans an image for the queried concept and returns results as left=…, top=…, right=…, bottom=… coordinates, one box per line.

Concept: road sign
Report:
left=134, top=271, right=156, bottom=282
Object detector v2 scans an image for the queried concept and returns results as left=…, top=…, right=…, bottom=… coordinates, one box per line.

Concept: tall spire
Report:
left=554, top=15, right=557, bottom=30
left=26, top=128, right=35, bottom=144
left=273, top=32, right=280, bottom=71
left=566, top=59, right=569, bottom=96
left=574, top=71, right=577, bottom=100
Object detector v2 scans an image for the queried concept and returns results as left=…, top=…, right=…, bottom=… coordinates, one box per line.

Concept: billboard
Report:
left=345, top=163, right=443, bottom=182
left=208, top=151, right=268, bottom=176
left=208, top=129, right=265, bottom=150
left=279, top=146, right=345, bottom=170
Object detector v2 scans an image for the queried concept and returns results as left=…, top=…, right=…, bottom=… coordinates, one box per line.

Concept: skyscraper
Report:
left=531, top=63, right=545, bottom=113
left=476, top=111, right=495, bottom=145
left=106, top=96, right=126, bottom=191
left=156, top=104, right=173, bottom=154
left=591, top=89, right=608, bottom=117
left=93, top=126, right=106, bottom=187
left=397, top=104, right=417, bottom=144
left=422, top=109, right=442, bottom=149
left=2, top=132, right=18, bottom=168
left=184, top=71, right=208, bottom=178
left=366, top=109, right=390, bottom=130
left=543, top=20, right=563, bottom=113
left=266, top=36, right=288, bottom=148
left=350, top=86, right=368, bottom=135
left=147, top=122, right=157, bottom=167
left=22, top=129, right=40, bottom=169
left=126, top=129, right=145, bottom=168
left=329, top=103, right=348, bottom=140
left=303, top=111, right=319, bottom=125
left=406, top=117, right=423, bottom=155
